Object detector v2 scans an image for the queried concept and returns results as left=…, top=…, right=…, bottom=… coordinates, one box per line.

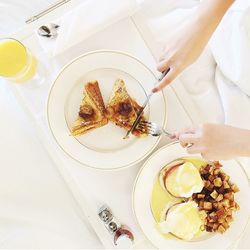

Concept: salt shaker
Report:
left=98, top=205, right=134, bottom=248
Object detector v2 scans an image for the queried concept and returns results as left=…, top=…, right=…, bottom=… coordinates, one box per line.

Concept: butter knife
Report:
left=123, top=69, right=170, bottom=139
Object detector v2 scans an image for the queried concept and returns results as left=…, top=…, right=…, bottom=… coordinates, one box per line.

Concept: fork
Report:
left=137, top=121, right=172, bottom=137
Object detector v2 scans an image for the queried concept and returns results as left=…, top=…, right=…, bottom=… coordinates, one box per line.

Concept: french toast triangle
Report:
left=71, top=81, right=108, bottom=136
left=106, top=79, right=148, bottom=137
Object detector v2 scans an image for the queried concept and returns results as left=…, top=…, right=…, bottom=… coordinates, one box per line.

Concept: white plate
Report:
left=47, top=50, right=167, bottom=170
left=133, top=142, right=250, bottom=249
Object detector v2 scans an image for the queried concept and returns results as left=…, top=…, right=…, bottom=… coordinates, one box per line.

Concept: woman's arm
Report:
left=153, top=0, right=234, bottom=92
left=174, top=124, right=250, bottom=160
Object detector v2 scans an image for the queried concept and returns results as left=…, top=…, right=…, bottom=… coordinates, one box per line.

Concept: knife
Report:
left=123, top=69, right=170, bottom=139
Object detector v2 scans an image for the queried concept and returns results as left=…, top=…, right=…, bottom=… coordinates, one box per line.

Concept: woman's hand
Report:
left=173, top=124, right=250, bottom=160
left=152, top=18, right=208, bottom=92
left=152, top=0, right=234, bottom=93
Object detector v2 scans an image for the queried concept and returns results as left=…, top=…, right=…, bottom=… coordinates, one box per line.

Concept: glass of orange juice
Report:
left=0, top=38, right=43, bottom=84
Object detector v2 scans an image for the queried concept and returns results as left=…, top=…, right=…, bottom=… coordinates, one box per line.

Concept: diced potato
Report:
left=209, top=212, right=216, bottom=217
left=213, top=168, right=220, bottom=175
left=216, top=194, right=224, bottom=202
left=231, top=184, right=240, bottom=193
left=223, top=180, right=230, bottom=189
left=210, top=190, right=218, bottom=199
left=221, top=199, right=230, bottom=208
left=199, top=200, right=204, bottom=209
left=218, top=218, right=225, bottom=224
left=196, top=162, right=239, bottom=235
left=209, top=166, right=214, bottom=174
left=214, top=177, right=223, bottom=187
left=218, top=186, right=225, bottom=194
left=217, top=202, right=223, bottom=210
left=216, top=208, right=226, bottom=218
left=204, top=202, right=213, bottom=210
left=197, top=194, right=205, bottom=199
left=224, top=192, right=234, bottom=200
left=208, top=184, right=214, bottom=191
left=209, top=212, right=218, bottom=222
left=225, top=215, right=233, bottom=223
left=207, top=222, right=214, bottom=228
left=214, top=161, right=222, bottom=168
left=204, top=165, right=211, bottom=172
left=213, top=202, right=218, bottom=209
left=222, top=174, right=230, bottom=181
left=235, top=202, right=240, bottom=210
left=204, top=180, right=211, bottom=188
left=200, top=168, right=208, bottom=175
left=222, top=221, right=229, bottom=230
left=218, top=225, right=226, bottom=233
left=208, top=175, right=216, bottom=182
left=205, top=225, right=213, bottom=232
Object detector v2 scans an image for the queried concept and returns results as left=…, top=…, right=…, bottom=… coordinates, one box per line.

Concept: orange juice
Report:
left=0, top=38, right=37, bottom=82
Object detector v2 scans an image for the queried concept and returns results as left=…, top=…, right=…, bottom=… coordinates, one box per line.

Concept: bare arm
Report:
left=153, top=0, right=234, bottom=92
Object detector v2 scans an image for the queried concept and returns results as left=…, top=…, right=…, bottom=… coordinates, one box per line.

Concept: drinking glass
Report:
left=0, top=38, right=44, bottom=84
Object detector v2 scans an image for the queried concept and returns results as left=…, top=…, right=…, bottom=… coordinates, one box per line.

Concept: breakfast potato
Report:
left=192, top=162, right=240, bottom=234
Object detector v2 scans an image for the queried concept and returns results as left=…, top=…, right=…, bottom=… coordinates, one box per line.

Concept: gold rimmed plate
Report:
left=47, top=50, right=167, bottom=170
left=133, top=142, right=250, bottom=249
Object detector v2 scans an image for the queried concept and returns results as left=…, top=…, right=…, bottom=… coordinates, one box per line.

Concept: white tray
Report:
left=5, top=1, right=249, bottom=249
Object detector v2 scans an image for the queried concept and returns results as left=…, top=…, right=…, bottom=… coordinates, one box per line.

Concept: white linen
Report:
left=37, top=0, right=138, bottom=56
left=210, top=1, right=250, bottom=128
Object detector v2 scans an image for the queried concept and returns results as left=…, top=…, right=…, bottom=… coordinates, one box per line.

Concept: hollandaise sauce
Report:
left=150, top=157, right=208, bottom=240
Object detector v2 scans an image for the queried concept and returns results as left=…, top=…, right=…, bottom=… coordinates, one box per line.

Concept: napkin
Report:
left=37, top=0, right=138, bottom=56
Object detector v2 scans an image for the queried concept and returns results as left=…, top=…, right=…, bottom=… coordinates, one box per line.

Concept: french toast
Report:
left=71, top=81, right=108, bottom=136
left=106, top=79, right=147, bottom=137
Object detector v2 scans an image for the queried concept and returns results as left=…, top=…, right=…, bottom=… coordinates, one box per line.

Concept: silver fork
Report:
left=137, top=121, right=172, bottom=137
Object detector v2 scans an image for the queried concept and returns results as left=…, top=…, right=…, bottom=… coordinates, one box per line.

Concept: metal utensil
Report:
left=123, top=69, right=170, bottom=139
left=26, top=0, right=71, bottom=24
left=137, top=121, right=172, bottom=137
left=38, top=23, right=59, bottom=38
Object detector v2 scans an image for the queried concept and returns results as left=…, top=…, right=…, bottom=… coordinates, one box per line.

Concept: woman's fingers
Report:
left=152, top=67, right=179, bottom=92
left=157, top=58, right=171, bottom=72
left=172, top=126, right=197, bottom=139
left=177, top=127, right=204, bottom=155
left=179, top=133, right=199, bottom=148
left=179, top=133, right=202, bottom=155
